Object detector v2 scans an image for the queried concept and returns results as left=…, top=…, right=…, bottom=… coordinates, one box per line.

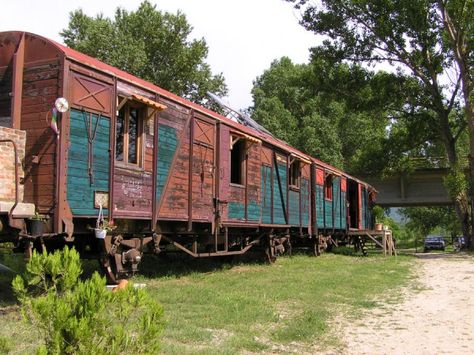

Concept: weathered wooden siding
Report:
left=113, top=168, right=153, bottom=218
left=288, top=189, right=300, bottom=226
left=324, top=197, right=333, bottom=229
left=273, top=159, right=287, bottom=225
left=361, top=185, right=371, bottom=230
left=246, top=142, right=261, bottom=222
left=218, top=125, right=230, bottom=220
left=261, top=165, right=272, bottom=224
left=67, top=109, right=109, bottom=216
left=333, top=176, right=341, bottom=229
left=316, top=185, right=324, bottom=227
left=156, top=124, right=178, bottom=203
left=226, top=132, right=261, bottom=222
left=21, top=59, right=60, bottom=213
left=156, top=98, right=190, bottom=220
left=191, top=115, right=215, bottom=221
left=301, top=177, right=310, bottom=227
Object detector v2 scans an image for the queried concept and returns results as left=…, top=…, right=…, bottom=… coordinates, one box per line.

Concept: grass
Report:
left=136, top=251, right=414, bottom=353
left=0, top=250, right=415, bottom=354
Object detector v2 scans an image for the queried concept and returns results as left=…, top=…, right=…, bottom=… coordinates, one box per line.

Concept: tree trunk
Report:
left=437, top=0, right=474, bottom=249
left=439, top=117, right=471, bottom=247
left=465, top=105, right=474, bottom=250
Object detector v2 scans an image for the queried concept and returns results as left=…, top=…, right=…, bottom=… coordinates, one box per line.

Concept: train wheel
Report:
left=312, top=238, right=320, bottom=256
left=285, top=238, right=292, bottom=257
left=264, top=236, right=276, bottom=263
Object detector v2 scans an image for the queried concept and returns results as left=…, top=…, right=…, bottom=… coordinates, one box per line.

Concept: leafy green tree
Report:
left=61, top=1, right=227, bottom=105
left=401, top=206, right=461, bottom=237
left=286, top=0, right=472, bottom=248
left=251, top=56, right=405, bottom=172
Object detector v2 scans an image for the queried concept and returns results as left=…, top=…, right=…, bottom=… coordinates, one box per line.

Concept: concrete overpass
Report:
left=356, top=169, right=454, bottom=207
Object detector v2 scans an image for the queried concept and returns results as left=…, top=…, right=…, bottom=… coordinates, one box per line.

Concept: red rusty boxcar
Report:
left=0, top=31, right=376, bottom=280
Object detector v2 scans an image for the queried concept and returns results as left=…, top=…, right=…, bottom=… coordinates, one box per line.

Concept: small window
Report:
left=116, top=102, right=142, bottom=166
left=289, top=160, right=301, bottom=188
left=325, top=174, right=333, bottom=200
left=230, top=137, right=246, bottom=185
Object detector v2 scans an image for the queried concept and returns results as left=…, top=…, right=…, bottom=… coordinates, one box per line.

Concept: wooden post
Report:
left=382, top=230, right=387, bottom=256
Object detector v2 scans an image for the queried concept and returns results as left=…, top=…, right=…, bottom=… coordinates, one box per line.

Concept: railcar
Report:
left=0, top=31, right=376, bottom=281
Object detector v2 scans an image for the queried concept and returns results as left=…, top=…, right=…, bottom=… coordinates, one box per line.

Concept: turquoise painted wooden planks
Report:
left=261, top=165, right=272, bottom=224
left=301, top=178, right=310, bottom=227
left=333, top=177, right=341, bottom=229
left=316, top=185, right=324, bottom=227
left=156, top=124, right=178, bottom=202
left=288, top=190, right=300, bottom=226
left=247, top=201, right=261, bottom=221
left=67, top=109, right=110, bottom=216
left=228, top=202, right=245, bottom=220
left=273, top=163, right=287, bottom=225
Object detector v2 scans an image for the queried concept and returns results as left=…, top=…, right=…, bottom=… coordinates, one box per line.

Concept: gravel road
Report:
left=341, top=253, right=474, bottom=355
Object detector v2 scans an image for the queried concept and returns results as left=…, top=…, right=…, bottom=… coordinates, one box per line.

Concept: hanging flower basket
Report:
left=93, top=204, right=115, bottom=239
left=94, top=228, right=107, bottom=239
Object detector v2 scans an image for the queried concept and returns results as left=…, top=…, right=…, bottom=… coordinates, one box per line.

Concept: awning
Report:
left=132, top=93, right=167, bottom=111
left=230, top=131, right=261, bottom=148
left=289, top=153, right=311, bottom=165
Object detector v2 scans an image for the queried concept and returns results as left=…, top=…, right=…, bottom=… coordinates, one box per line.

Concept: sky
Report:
left=0, top=0, right=319, bottom=110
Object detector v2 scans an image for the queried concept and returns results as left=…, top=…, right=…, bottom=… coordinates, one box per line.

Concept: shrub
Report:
left=12, top=247, right=164, bottom=354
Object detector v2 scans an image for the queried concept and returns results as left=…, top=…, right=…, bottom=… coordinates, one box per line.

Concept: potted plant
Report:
left=28, top=212, right=45, bottom=236
left=94, top=219, right=116, bottom=239
left=372, top=205, right=385, bottom=231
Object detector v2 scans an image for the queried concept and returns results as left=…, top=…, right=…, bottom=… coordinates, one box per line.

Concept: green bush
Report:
left=12, top=247, right=164, bottom=354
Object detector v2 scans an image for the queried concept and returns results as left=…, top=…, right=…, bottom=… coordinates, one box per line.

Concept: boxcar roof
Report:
left=1, top=30, right=375, bottom=191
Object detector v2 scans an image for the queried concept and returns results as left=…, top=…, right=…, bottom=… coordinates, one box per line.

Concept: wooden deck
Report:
left=348, top=229, right=397, bottom=256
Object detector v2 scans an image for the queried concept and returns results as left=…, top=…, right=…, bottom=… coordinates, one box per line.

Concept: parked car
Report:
left=423, top=235, right=445, bottom=252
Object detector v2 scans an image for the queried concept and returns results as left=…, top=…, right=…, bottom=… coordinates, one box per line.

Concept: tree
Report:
left=286, top=0, right=473, bottom=248
left=61, top=1, right=227, bottom=105
left=401, top=206, right=461, bottom=237
left=251, top=56, right=407, bottom=172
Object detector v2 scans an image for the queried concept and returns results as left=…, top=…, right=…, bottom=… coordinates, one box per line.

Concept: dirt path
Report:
left=340, top=253, right=474, bottom=354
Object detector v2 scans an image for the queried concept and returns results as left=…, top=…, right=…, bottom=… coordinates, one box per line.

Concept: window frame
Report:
left=230, top=135, right=247, bottom=186
left=289, top=159, right=301, bottom=189
left=115, top=100, right=144, bottom=167
left=325, top=173, right=333, bottom=201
